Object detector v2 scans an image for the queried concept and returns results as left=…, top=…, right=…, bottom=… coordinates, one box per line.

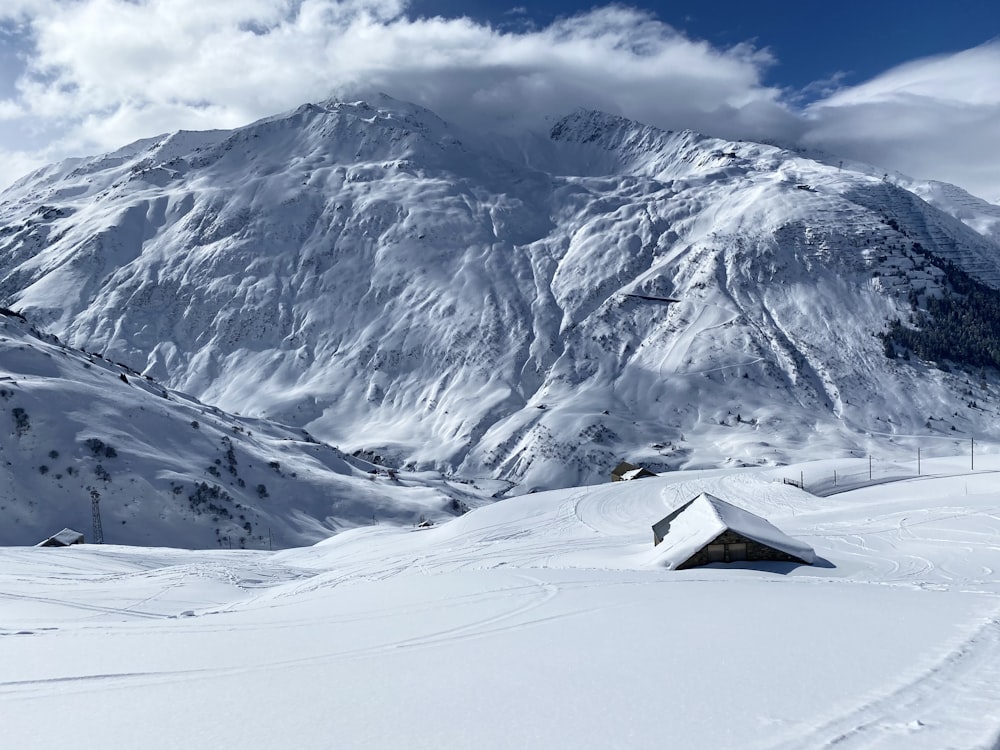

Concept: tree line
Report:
left=881, top=251, right=1000, bottom=371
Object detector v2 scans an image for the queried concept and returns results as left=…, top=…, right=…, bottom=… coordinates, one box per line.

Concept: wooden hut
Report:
left=611, top=461, right=657, bottom=482
left=36, top=528, right=85, bottom=547
left=651, top=493, right=814, bottom=569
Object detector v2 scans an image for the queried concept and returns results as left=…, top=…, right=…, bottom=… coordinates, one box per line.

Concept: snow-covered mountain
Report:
left=2, top=94, right=1000, bottom=495
left=906, top=179, right=1000, bottom=247
left=0, top=308, right=473, bottom=547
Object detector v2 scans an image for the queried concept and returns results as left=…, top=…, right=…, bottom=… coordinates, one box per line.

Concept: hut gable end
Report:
left=675, top=529, right=807, bottom=569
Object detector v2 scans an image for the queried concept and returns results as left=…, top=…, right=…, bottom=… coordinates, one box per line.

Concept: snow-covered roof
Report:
left=612, top=461, right=639, bottom=477
left=36, top=528, right=85, bottom=547
left=621, top=468, right=647, bottom=481
left=652, top=493, right=814, bottom=569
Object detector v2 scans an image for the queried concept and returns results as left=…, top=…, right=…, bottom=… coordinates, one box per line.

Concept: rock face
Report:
left=2, top=94, right=1000, bottom=494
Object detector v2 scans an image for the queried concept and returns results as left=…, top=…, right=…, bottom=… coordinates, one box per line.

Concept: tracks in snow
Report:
left=762, top=608, right=1000, bottom=750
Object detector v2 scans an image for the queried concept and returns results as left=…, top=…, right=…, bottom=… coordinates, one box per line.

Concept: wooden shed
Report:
left=611, top=461, right=657, bottom=482
left=36, top=528, right=85, bottom=547
left=651, top=493, right=814, bottom=569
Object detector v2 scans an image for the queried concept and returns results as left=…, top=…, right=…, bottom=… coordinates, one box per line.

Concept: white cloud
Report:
left=0, top=1, right=55, bottom=20
left=0, top=100, right=24, bottom=120
left=0, top=146, right=50, bottom=187
left=0, top=1, right=997, bottom=203
left=0, top=0, right=788, bottom=188
left=803, top=42, right=1000, bottom=201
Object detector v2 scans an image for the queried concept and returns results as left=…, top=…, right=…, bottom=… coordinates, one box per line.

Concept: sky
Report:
left=0, top=0, right=998, bottom=200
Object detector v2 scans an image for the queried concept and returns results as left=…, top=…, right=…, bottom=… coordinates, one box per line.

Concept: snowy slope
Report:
left=3, top=459, right=1000, bottom=749
left=0, top=309, right=473, bottom=547
left=906, top=178, right=1000, bottom=246
left=2, top=95, right=1000, bottom=492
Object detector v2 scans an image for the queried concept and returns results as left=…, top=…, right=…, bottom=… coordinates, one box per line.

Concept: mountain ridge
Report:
left=2, top=94, right=1000, bottom=497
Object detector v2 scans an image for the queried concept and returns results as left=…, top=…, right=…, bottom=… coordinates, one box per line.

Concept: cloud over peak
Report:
left=0, top=1, right=998, bottom=202
left=804, top=40, right=1000, bottom=200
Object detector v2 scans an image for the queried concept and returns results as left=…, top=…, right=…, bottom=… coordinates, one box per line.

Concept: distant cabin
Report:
left=611, top=461, right=657, bottom=482
left=36, top=528, right=85, bottom=547
left=651, top=493, right=814, bottom=569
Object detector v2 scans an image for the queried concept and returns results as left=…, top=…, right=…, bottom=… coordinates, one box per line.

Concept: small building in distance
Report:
left=36, top=528, right=86, bottom=547
left=611, top=461, right=657, bottom=482
left=651, top=493, right=814, bottom=569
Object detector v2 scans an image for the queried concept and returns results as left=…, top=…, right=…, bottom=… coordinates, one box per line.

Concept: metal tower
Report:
left=90, top=489, right=104, bottom=544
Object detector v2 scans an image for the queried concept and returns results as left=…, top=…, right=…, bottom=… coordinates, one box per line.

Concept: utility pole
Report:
left=90, top=489, right=104, bottom=544
left=917, top=447, right=921, bottom=476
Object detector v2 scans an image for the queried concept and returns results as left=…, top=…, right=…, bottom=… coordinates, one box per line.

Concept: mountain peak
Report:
left=3, top=95, right=1000, bottom=514
left=550, top=108, right=670, bottom=144
left=545, top=108, right=722, bottom=178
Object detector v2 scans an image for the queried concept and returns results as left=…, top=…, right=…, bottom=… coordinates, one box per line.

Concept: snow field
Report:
left=3, top=460, right=1000, bottom=748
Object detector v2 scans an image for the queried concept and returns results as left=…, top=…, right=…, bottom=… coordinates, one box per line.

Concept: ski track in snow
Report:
left=762, top=610, right=1000, bottom=750
left=5, top=445, right=1000, bottom=748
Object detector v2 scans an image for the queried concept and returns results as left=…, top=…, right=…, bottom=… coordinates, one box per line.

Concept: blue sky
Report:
left=0, top=1, right=998, bottom=199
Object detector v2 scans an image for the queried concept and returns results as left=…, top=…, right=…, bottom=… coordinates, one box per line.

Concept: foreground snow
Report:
left=3, top=457, right=1000, bottom=749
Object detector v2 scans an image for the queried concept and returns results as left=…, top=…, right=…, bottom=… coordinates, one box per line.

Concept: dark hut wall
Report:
left=677, top=530, right=805, bottom=569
